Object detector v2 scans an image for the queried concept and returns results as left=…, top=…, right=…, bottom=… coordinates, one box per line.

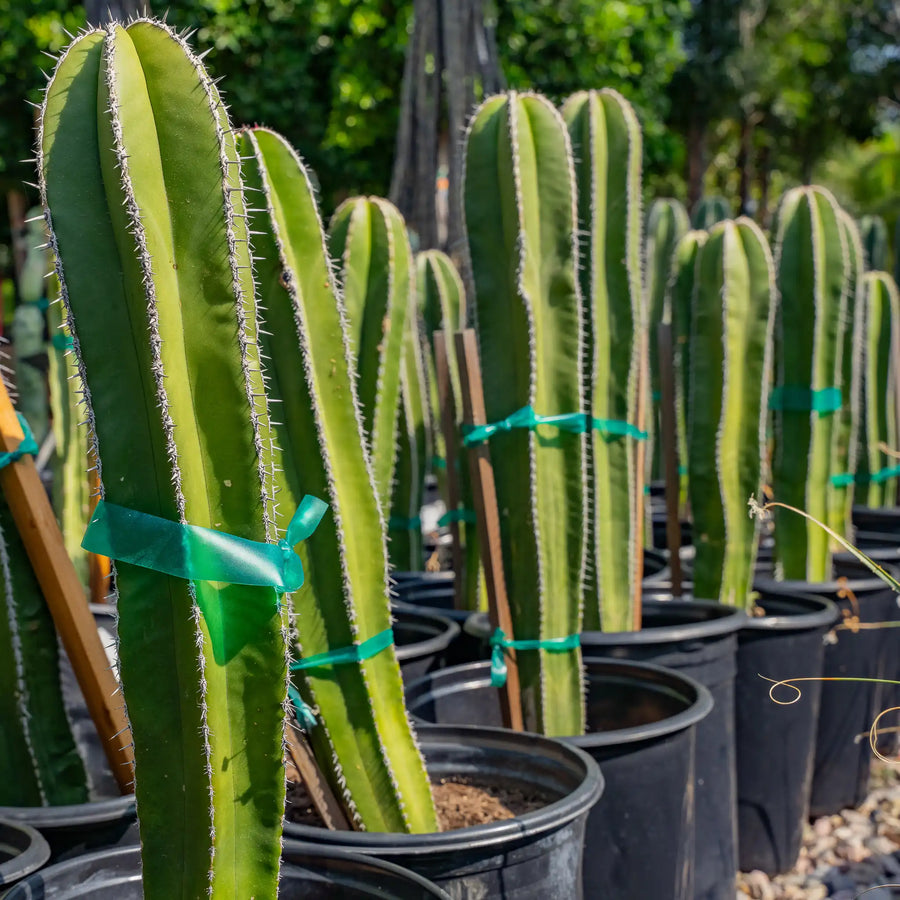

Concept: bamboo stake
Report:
left=657, top=323, right=683, bottom=597
left=0, top=378, right=134, bottom=792
left=285, top=721, right=350, bottom=830
left=454, top=329, right=523, bottom=731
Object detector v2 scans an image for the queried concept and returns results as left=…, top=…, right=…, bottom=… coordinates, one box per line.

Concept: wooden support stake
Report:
left=285, top=720, right=350, bottom=831
left=454, top=329, right=523, bottom=732
left=433, top=331, right=465, bottom=611
left=657, top=323, right=683, bottom=597
left=0, top=379, right=134, bottom=792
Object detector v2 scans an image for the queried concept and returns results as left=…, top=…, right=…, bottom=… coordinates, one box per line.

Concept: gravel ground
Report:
left=737, top=763, right=900, bottom=898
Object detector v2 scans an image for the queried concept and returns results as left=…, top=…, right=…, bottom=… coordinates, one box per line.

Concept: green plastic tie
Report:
left=769, top=386, right=841, bottom=415
left=0, top=414, right=38, bottom=470
left=462, top=405, right=646, bottom=446
left=831, top=464, right=900, bottom=488
left=81, top=494, right=328, bottom=594
left=438, top=508, right=476, bottom=527
left=51, top=333, right=74, bottom=351
left=388, top=516, right=421, bottom=531
left=489, top=627, right=580, bottom=688
left=288, top=628, right=395, bottom=729
left=431, top=455, right=446, bottom=470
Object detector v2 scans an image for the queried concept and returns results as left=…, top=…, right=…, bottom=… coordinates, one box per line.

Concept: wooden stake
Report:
left=657, top=323, right=683, bottom=597
left=0, top=379, right=134, bottom=792
left=454, top=329, right=523, bottom=732
left=433, top=331, right=465, bottom=611
left=285, top=721, right=350, bottom=830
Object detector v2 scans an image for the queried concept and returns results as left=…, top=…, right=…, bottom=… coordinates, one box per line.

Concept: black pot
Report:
left=284, top=724, right=603, bottom=899
left=651, top=514, right=692, bottom=550
left=0, top=818, right=50, bottom=890
left=3, top=841, right=452, bottom=899
left=852, top=505, right=900, bottom=535
left=736, top=586, right=837, bottom=874
left=580, top=599, right=745, bottom=900
left=393, top=608, right=460, bottom=684
left=404, top=658, right=712, bottom=899
left=641, top=547, right=672, bottom=586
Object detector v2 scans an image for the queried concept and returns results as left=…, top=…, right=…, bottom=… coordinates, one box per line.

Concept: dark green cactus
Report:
left=563, top=88, right=643, bottom=633
left=860, top=214, right=889, bottom=271
left=687, top=219, right=776, bottom=606
left=238, top=126, right=437, bottom=832
left=40, top=21, right=289, bottom=897
left=464, top=91, right=586, bottom=735
left=692, top=196, right=732, bottom=231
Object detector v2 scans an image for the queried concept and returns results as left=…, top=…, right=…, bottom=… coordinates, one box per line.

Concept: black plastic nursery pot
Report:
left=0, top=818, right=51, bottom=891
left=284, top=724, right=603, bottom=900
left=403, top=659, right=712, bottom=900
left=735, top=586, right=837, bottom=874
left=852, top=504, right=900, bottom=536
left=3, top=841, right=452, bottom=899
left=580, top=599, right=746, bottom=900
left=393, top=608, right=461, bottom=684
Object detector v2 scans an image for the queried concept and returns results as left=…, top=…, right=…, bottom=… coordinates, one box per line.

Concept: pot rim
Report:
left=0, top=818, right=51, bottom=887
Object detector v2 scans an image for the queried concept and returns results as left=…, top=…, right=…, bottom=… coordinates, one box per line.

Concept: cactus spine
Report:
left=464, top=91, right=586, bottom=735
left=239, top=126, right=436, bottom=832
left=40, top=22, right=288, bottom=897
left=563, top=88, right=643, bottom=633
left=860, top=214, right=889, bottom=271
left=328, top=198, right=411, bottom=514
left=687, top=219, right=776, bottom=605
left=772, top=186, right=849, bottom=582
left=859, top=272, right=900, bottom=508
left=692, top=196, right=732, bottom=231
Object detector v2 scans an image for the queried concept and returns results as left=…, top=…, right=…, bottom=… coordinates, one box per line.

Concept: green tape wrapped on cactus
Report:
left=687, top=219, right=776, bottom=606
left=772, top=186, right=850, bottom=582
left=0, top=497, right=89, bottom=807
left=692, top=196, right=732, bottom=230
left=40, top=21, right=288, bottom=898
left=464, top=91, right=586, bottom=735
left=860, top=215, right=889, bottom=271
left=859, top=272, right=900, bottom=507
left=238, top=126, right=437, bottom=832
left=328, top=197, right=411, bottom=514
left=563, top=88, right=643, bottom=633
left=827, top=213, right=865, bottom=539
left=645, top=198, right=689, bottom=481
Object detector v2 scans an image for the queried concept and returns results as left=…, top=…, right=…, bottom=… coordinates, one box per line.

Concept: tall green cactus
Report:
left=328, top=197, right=411, bottom=514
left=692, top=196, right=732, bottom=231
left=0, top=498, right=89, bottom=806
left=40, top=21, right=289, bottom=897
left=772, top=186, right=850, bottom=582
left=687, top=219, right=776, bottom=606
left=563, top=88, right=643, bottom=633
left=827, top=212, right=865, bottom=538
left=464, top=91, right=586, bottom=735
left=860, top=214, right=889, bottom=271
left=645, top=198, right=689, bottom=481
left=238, top=126, right=437, bottom=832
left=858, top=271, right=900, bottom=508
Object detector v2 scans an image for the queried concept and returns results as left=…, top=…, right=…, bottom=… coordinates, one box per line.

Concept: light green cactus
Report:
left=0, top=497, right=89, bottom=807
left=692, top=196, right=732, bottom=231
left=563, top=88, right=643, bottom=634
left=772, top=186, right=850, bottom=582
left=328, top=197, right=412, bottom=515
left=645, top=198, right=690, bottom=481
left=687, top=219, right=776, bottom=607
left=40, top=21, right=290, bottom=897
left=464, top=91, right=586, bottom=735
left=238, top=126, right=437, bottom=832
left=858, top=272, right=900, bottom=508
left=860, top=214, right=889, bottom=271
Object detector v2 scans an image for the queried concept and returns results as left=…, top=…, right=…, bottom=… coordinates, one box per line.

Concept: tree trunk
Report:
left=687, top=112, right=705, bottom=212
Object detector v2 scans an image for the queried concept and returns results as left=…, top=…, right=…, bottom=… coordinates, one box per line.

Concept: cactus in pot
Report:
left=464, top=91, right=586, bottom=735
left=771, top=186, right=851, bottom=582
left=40, top=21, right=300, bottom=896
left=686, top=219, right=776, bottom=605
left=563, top=88, right=644, bottom=633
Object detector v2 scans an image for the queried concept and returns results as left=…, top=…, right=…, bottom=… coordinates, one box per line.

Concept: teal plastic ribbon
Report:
left=289, top=628, right=394, bottom=729
left=82, top=494, right=328, bottom=593
left=831, top=464, right=900, bottom=488
left=769, top=386, right=841, bottom=415
left=438, top=508, right=476, bottom=527
left=489, top=627, right=581, bottom=688
left=431, top=455, right=447, bottom=470
left=388, top=516, right=421, bottom=531
left=51, top=333, right=74, bottom=351
left=0, top=414, right=39, bottom=470
left=463, top=405, right=646, bottom=446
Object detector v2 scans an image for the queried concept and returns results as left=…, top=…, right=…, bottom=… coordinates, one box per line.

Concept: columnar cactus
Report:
left=692, top=196, right=732, bottom=230
left=858, top=272, right=900, bottom=508
left=0, top=498, right=89, bottom=806
left=687, top=219, right=776, bottom=606
left=772, top=186, right=850, bottom=582
left=328, top=197, right=412, bottom=514
left=563, top=88, right=643, bottom=633
left=40, top=21, right=290, bottom=897
left=464, top=91, right=586, bottom=735
left=860, top=214, right=889, bottom=271
left=239, top=126, right=437, bottom=832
